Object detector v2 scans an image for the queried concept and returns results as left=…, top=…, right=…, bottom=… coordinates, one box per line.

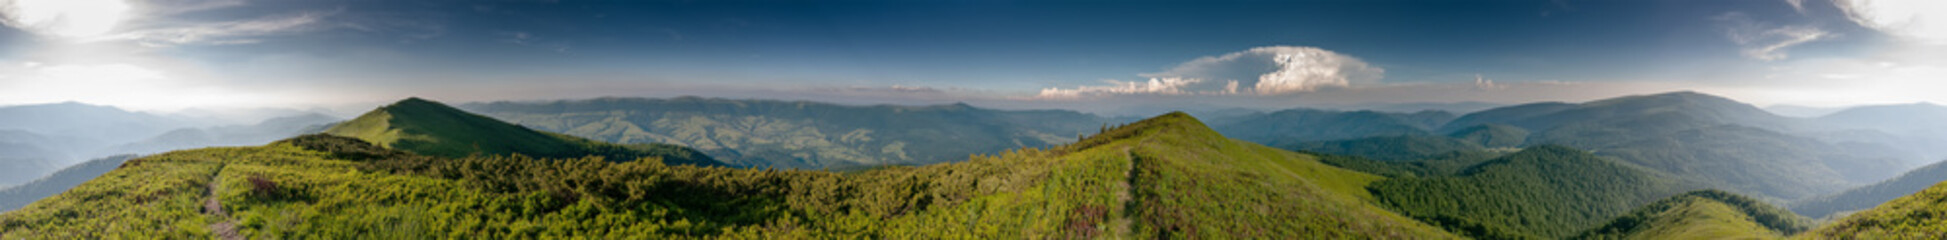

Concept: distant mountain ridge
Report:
left=1210, top=109, right=1454, bottom=146
left=1427, top=91, right=1907, bottom=200
left=459, top=96, right=1107, bottom=169
left=325, top=98, right=720, bottom=166
left=0, top=155, right=138, bottom=212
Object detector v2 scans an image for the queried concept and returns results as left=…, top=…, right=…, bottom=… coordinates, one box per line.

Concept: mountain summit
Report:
left=323, top=97, right=720, bottom=166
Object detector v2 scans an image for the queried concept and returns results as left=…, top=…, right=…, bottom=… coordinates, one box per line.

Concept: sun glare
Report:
left=0, top=0, right=131, bottom=38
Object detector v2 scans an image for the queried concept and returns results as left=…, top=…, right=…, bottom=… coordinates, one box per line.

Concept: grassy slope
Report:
left=0, top=112, right=1455, bottom=238
left=323, top=98, right=718, bottom=166
left=0, top=155, right=139, bottom=212
left=1575, top=190, right=1811, bottom=240
left=1800, top=180, right=1947, bottom=239
left=1117, top=113, right=1449, bottom=238
left=1792, top=160, right=1947, bottom=219
left=1368, top=145, right=1692, bottom=239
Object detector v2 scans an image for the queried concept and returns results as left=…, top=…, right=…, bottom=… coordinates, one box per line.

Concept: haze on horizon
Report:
left=0, top=0, right=1943, bottom=115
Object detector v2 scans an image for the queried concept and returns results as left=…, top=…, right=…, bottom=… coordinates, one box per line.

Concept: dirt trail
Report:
left=1113, top=148, right=1140, bottom=237
left=203, top=165, right=241, bottom=240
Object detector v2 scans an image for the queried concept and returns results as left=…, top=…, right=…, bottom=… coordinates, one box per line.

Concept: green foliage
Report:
left=460, top=97, right=1106, bottom=169
left=322, top=98, right=720, bottom=166
left=1801, top=179, right=1947, bottom=239
left=1368, top=145, right=1693, bottom=239
left=1, top=112, right=1454, bottom=239
left=0, top=148, right=237, bottom=239
left=1575, top=189, right=1811, bottom=240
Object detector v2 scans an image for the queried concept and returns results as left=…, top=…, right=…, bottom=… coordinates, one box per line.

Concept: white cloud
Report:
left=1036, top=46, right=1382, bottom=99
left=1717, top=12, right=1830, bottom=61
left=111, top=10, right=335, bottom=46
left=1035, top=77, right=1203, bottom=99
left=1473, top=74, right=1506, bottom=90
left=0, top=0, right=133, bottom=38
left=1837, top=0, right=1947, bottom=43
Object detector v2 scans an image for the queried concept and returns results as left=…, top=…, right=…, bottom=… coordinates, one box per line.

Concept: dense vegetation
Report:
left=460, top=97, right=1107, bottom=169
left=1802, top=179, right=1947, bottom=238
left=323, top=98, right=720, bottom=166
left=1368, top=145, right=1693, bottom=239
left=0, top=112, right=1456, bottom=238
left=1794, top=159, right=1947, bottom=219
left=1575, top=189, right=1811, bottom=239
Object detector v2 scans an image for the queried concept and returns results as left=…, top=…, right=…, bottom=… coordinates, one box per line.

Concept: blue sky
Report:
left=0, top=0, right=1941, bottom=115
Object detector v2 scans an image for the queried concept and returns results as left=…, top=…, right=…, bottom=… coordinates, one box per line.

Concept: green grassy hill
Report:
left=0, top=112, right=1456, bottom=238
left=1800, top=180, right=1947, bottom=238
left=459, top=97, right=1107, bottom=170
left=1575, top=189, right=1811, bottom=240
left=323, top=98, right=719, bottom=166
left=1368, top=145, right=1694, bottom=239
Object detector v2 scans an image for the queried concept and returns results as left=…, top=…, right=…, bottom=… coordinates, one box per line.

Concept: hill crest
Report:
left=323, top=98, right=720, bottom=166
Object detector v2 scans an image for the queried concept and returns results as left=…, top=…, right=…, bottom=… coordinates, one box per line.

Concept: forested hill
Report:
left=1366, top=145, right=1695, bottom=239
left=1575, top=189, right=1811, bottom=239
left=0, top=112, right=1457, bottom=238
left=459, top=96, right=1108, bottom=170
left=323, top=97, right=720, bottom=166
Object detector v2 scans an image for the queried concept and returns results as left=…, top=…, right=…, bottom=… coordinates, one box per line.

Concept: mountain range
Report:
left=0, top=110, right=1459, bottom=238
left=459, top=97, right=1107, bottom=169
left=0, top=103, right=339, bottom=187
left=5, top=91, right=1947, bottom=238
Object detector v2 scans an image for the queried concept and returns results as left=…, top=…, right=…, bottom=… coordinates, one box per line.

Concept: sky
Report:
left=0, top=0, right=1941, bottom=115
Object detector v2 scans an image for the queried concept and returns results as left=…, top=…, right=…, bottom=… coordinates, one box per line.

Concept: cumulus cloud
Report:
left=1036, top=46, right=1382, bottom=99
left=1836, top=0, right=1947, bottom=43
left=1717, top=12, right=1831, bottom=61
